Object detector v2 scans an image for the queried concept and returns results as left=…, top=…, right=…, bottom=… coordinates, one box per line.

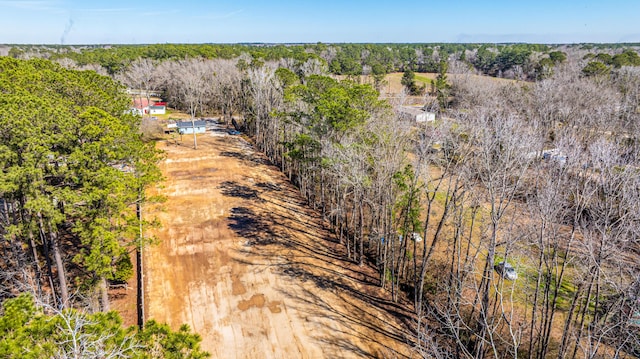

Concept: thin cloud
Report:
left=0, top=0, right=60, bottom=11
left=141, top=9, right=180, bottom=17
left=194, top=9, right=244, bottom=20
left=75, top=7, right=135, bottom=13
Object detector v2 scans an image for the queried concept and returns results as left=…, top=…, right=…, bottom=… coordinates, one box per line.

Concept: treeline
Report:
left=582, top=49, right=640, bottom=77
left=10, top=42, right=640, bottom=83
left=7, top=42, right=566, bottom=79
left=122, top=50, right=640, bottom=357
left=0, top=57, right=207, bottom=357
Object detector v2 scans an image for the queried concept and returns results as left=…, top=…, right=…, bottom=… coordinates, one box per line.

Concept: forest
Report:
left=8, top=42, right=639, bottom=79
left=0, top=57, right=207, bottom=358
left=2, top=42, right=640, bottom=358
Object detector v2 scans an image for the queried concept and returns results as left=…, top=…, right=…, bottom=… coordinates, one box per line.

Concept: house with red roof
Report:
left=131, top=99, right=166, bottom=115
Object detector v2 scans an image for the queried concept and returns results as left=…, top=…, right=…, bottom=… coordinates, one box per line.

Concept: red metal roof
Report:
left=132, top=99, right=167, bottom=109
left=132, top=98, right=151, bottom=109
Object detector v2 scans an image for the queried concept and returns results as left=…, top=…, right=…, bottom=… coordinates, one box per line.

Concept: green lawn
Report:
left=414, top=74, right=435, bottom=85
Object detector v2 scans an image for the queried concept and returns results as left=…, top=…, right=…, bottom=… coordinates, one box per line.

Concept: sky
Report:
left=1, top=0, right=639, bottom=44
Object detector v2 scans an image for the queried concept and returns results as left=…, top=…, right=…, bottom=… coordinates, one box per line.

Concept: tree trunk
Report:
left=27, top=229, right=43, bottom=300
left=191, top=117, right=198, bottom=150
left=48, top=221, right=69, bottom=308
left=358, top=196, right=364, bottom=265
left=37, top=213, right=58, bottom=306
left=136, top=201, right=145, bottom=329
left=100, top=276, right=110, bottom=311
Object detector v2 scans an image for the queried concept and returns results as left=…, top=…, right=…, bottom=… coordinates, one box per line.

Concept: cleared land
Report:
left=142, top=124, right=415, bottom=358
left=340, top=72, right=517, bottom=94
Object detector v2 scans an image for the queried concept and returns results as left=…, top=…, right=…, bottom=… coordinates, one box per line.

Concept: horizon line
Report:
left=3, top=41, right=640, bottom=46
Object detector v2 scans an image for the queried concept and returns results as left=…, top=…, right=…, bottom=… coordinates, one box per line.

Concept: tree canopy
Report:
left=0, top=57, right=161, bottom=308
left=0, top=293, right=209, bottom=358
left=8, top=43, right=565, bottom=80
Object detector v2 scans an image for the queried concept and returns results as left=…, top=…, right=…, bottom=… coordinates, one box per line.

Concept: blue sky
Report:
left=1, top=0, right=639, bottom=44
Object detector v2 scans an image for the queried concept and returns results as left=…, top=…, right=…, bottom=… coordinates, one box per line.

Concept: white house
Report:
left=176, top=120, right=206, bottom=134
left=131, top=99, right=167, bottom=115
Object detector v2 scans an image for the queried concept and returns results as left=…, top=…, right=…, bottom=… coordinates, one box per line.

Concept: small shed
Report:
left=176, top=120, right=206, bottom=134
left=149, top=105, right=166, bottom=115
left=399, top=106, right=436, bottom=123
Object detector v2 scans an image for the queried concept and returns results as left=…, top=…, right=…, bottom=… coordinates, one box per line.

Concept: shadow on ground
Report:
left=218, top=181, right=261, bottom=200
left=220, top=151, right=271, bottom=166
left=220, top=174, right=415, bottom=358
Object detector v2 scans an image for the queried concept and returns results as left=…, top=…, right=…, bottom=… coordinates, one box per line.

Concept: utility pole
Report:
left=136, top=195, right=145, bottom=329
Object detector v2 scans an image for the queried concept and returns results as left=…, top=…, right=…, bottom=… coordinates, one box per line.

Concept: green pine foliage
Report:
left=401, top=69, right=420, bottom=95
left=283, top=75, right=382, bottom=164
left=0, top=57, right=161, bottom=300
left=393, top=164, right=423, bottom=236
left=582, top=50, right=640, bottom=77
left=0, top=294, right=209, bottom=358
left=582, top=61, right=612, bottom=77
left=434, top=60, right=450, bottom=109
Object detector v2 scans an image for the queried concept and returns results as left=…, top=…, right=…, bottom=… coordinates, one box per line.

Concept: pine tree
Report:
left=401, top=69, right=419, bottom=95
left=435, top=60, right=450, bottom=110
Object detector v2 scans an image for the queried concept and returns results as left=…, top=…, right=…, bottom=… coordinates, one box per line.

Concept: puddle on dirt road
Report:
left=238, top=293, right=265, bottom=311
left=231, top=275, right=247, bottom=295
left=267, top=301, right=282, bottom=313
left=237, top=293, right=282, bottom=314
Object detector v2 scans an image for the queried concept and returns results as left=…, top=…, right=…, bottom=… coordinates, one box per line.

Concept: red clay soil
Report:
left=141, top=124, right=416, bottom=358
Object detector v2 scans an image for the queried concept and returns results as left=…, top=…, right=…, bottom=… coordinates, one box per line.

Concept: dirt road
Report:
left=144, top=124, right=415, bottom=358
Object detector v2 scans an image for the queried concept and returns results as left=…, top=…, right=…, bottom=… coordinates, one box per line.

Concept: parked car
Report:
left=398, top=232, right=423, bottom=243
left=494, top=261, right=518, bottom=280
left=542, top=149, right=567, bottom=166
left=410, top=232, right=423, bottom=242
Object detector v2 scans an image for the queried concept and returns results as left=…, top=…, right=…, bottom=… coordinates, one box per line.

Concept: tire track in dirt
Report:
left=144, top=124, right=415, bottom=358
